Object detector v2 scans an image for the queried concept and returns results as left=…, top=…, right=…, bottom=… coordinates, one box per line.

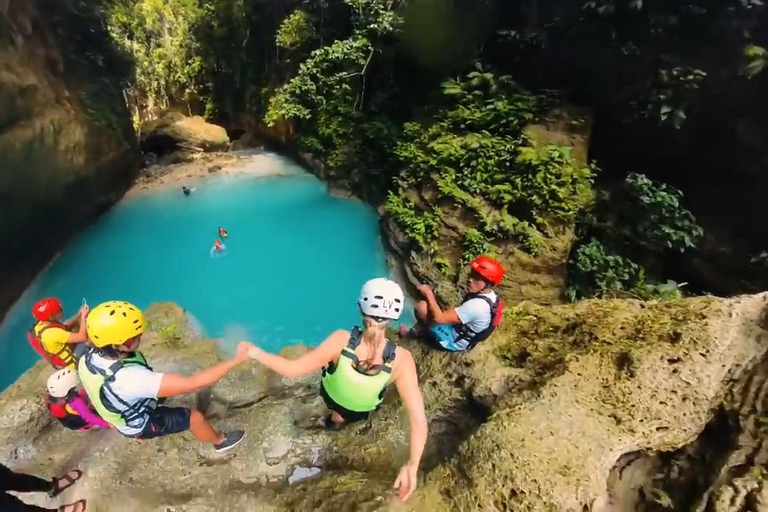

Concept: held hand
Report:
left=393, top=463, right=418, bottom=502
left=416, top=284, right=433, bottom=298
left=247, top=345, right=263, bottom=361
left=234, top=341, right=253, bottom=362
left=78, top=304, right=90, bottom=317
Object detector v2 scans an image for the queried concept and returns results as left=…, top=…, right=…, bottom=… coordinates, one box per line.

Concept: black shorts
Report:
left=136, top=406, right=191, bottom=440
left=319, top=383, right=371, bottom=423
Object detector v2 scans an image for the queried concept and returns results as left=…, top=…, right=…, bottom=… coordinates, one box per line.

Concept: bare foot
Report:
left=59, top=499, right=86, bottom=512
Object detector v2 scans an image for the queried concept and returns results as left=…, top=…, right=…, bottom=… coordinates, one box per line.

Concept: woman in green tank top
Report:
left=246, top=278, right=428, bottom=502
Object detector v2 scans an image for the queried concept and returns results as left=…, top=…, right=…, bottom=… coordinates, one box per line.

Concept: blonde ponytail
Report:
left=360, top=316, right=387, bottom=369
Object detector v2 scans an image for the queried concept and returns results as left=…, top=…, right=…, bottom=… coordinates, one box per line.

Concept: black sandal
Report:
left=49, top=469, right=83, bottom=497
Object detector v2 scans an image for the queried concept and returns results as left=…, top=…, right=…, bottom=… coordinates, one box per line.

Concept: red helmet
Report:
left=470, top=255, right=504, bottom=285
left=32, top=298, right=63, bottom=322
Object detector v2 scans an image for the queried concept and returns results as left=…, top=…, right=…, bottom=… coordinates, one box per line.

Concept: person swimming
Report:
left=211, top=239, right=226, bottom=257
left=218, top=227, right=229, bottom=238
left=182, top=186, right=191, bottom=196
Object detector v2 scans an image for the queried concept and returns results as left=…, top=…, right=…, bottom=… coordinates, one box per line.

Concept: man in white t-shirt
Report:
left=401, top=255, right=505, bottom=352
left=78, top=301, right=249, bottom=452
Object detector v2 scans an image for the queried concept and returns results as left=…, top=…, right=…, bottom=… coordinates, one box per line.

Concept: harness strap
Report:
left=85, top=351, right=154, bottom=423
left=332, top=327, right=398, bottom=375
left=455, top=293, right=498, bottom=345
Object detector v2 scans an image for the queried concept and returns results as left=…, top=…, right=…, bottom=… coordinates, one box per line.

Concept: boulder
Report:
left=140, top=112, right=229, bottom=155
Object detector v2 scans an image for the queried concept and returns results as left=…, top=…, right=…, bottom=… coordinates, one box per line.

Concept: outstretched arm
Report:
left=248, top=330, right=349, bottom=378
left=158, top=342, right=250, bottom=398
left=392, top=350, right=428, bottom=501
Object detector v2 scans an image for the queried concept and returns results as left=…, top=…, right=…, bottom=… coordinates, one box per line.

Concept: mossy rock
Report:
left=140, top=111, right=230, bottom=155
left=414, top=293, right=768, bottom=511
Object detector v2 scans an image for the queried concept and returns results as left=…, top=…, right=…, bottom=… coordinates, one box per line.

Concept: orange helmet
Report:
left=470, top=256, right=504, bottom=285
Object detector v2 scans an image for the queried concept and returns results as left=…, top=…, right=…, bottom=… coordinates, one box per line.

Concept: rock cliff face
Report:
left=1, top=294, right=766, bottom=511
left=382, top=105, right=593, bottom=306
left=0, top=0, right=139, bottom=315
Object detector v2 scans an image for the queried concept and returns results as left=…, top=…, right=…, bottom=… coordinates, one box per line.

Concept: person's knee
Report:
left=415, top=301, right=428, bottom=320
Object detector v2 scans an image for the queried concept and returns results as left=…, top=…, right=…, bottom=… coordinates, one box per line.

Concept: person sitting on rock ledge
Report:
left=28, top=298, right=89, bottom=369
left=246, top=278, right=428, bottom=502
left=77, top=301, right=248, bottom=452
left=400, top=255, right=504, bottom=352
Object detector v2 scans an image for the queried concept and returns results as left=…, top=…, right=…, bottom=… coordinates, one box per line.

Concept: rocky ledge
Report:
left=1, top=294, right=766, bottom=511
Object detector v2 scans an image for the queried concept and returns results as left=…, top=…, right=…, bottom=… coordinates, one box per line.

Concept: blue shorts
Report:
left=429, top=324, right=468, bottom=352
left=136, top=406, right=191, bottom=440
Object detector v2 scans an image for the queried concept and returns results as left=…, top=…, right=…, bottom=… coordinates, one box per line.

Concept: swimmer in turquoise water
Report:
left=211, top=239, right=225, bottom=257
left=218, top=227, right=229, bottom=238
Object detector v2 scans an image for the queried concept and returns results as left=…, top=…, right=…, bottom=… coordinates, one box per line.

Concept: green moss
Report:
left=494, top=297, right=714, bottom=393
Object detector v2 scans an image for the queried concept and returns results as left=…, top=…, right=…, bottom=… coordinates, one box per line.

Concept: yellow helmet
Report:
left=86, top=301, right=145, bottom=347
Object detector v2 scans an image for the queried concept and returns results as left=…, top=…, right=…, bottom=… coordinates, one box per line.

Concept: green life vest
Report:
left=77, top=349, right=155, bottom=428
left=321, top=327, right=397, bottom=413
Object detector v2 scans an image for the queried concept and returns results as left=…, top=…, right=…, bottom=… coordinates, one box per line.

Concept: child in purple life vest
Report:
left=46, top=368, right=110, bottom=431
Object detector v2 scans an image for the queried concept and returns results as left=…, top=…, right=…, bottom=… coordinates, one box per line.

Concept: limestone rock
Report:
left=2, top=296, right=767, bottom=511
left=412, top=293, right=768, bottom=511
left=140, top=112, right=229, bottom=155
left=0, top=0, right=139, bottom=315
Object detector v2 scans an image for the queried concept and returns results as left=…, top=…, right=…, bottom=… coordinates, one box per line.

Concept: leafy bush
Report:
left=621, top=173, right=702, bottom=253
left=384, top=194, right=441, bottom=252
left=461, top=229, right=494, bottom=264
left=276, top=10, right=315, bottom=50
left=392, top=67, right=595, bottom=255
left=566, top=239, right=682, bottom=301
left=107, top=0, right=205, bottom=110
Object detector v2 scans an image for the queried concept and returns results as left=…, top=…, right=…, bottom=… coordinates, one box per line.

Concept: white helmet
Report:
left=358, top=278, right=405, bottom=320
left=47, top=368, right=79, bottom=398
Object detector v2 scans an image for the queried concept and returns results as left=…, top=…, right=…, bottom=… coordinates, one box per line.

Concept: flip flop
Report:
left=49, top=469, right=83, bottom=497
left=59, top=499, right=87, bottom=512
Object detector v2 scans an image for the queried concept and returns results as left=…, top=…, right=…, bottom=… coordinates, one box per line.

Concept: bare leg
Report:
left=414, top=301, right=429, bottom=323
left=189, top=409, right=224, bottom=444
left=399, top=301, right=430, bottom=338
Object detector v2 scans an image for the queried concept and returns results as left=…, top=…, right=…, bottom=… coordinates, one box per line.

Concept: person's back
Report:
left=79, top=348, right=158, bottom=436
left=246, top=278, right=428, bottom=502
